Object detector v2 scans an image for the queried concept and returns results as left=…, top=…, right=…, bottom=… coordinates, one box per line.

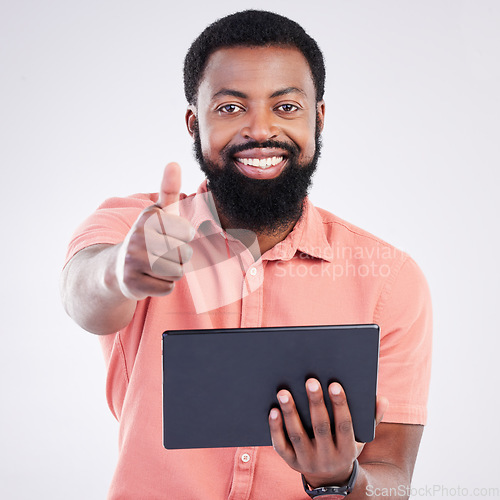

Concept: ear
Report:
left=316, top=100, right=326, bottom=132
left=185, top=105, right=197, bottom=138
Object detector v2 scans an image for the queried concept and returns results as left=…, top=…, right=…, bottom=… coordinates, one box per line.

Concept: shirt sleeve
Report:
left=373, top=255, right=433, bottom=425
left=63, top=194, right=155, bottom=268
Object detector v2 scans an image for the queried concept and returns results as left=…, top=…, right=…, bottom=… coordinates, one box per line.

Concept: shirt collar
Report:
left=263, top=197, right=333, bottom=263
left=180, top=180, right=221, bottom=232
left=180, top=181, right=333, bottom=263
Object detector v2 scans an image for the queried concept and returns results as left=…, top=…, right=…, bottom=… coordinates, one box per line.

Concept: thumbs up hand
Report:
left=114, top=163, right=196, bottom=301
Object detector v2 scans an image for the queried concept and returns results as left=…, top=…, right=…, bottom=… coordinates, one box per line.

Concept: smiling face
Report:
left=186, top=45, right=325, bottom=233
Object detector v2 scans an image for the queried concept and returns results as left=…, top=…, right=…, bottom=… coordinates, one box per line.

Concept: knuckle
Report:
left=124, top=240, right=145, bottom=262
left=288, top=433, right=304, bottom=445
left=313, top=421, right=331, bottom=437
left=173, top=264, right=184, bottom=278
left=123, top=251, right=136, bottom=267
left=122, top=265, right=138, bottom=284
left=179, top=220, right=194, bottom=239
left=337, top=420, right=353, bottom=435
left=182, top=243, right=193, bottom=261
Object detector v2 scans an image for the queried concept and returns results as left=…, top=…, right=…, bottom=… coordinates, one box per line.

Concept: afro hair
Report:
left=183, top=10, right=326, bottom=105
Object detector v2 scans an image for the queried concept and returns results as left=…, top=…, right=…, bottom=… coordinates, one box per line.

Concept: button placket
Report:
left=227, top=448, right=258, bottom=500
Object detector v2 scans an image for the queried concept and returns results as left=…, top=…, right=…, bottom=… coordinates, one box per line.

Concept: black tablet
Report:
left=162, top=324, right=379, bottom=449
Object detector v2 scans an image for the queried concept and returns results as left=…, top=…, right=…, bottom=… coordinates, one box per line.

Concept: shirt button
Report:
left=241, top=453, right=251, bottom=463
left=249, top=267, right=257, bottom=276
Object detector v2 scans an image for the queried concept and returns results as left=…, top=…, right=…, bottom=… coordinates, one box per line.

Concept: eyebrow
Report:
left=212, top=87, right=306, bottom=100
left=270, top=87, right=306, bottom=98
left=212, top=89, right=247, bottom=100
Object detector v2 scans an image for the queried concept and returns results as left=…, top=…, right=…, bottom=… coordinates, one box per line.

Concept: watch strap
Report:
left=302, top=459, right=359, bottom=498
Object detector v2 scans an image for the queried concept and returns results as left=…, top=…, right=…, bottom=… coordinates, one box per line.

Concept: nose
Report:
left=240, top=107, right=279, bottom=143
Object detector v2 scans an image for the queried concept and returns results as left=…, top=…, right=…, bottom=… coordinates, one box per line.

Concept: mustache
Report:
left=222, top=140, right=300, bottom=158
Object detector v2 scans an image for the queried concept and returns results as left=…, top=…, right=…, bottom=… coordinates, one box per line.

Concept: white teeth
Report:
left=238, top=156, right=283, bottom=169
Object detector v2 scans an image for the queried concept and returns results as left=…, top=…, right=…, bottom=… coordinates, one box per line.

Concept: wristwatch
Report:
left=302, top=459, right=359, bottom=499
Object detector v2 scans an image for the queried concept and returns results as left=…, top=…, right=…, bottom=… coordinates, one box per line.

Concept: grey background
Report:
left=1, top=0, right=499, bottom=498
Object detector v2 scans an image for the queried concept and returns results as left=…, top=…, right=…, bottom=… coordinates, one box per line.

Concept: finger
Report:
left=375, top=396, right=389, bottom=427
left=277, top=390, right=313, bottom=456
left=328, top=383, right=356, bottom=451
left=269, top=408, right=297, bottom=465
left=148, top=255, right=186, bottom=281
left=153, top=244, right=193, bottom=268
left=142, top=210, right=195, bottom=249
left=305, top=379, right=333, bottom=452
left=145, top=231, right=193, bottom=262
left=121, top=271, right=176, bottom=299
left=157, top=162, right=181, bottom=213
left=354, top=396, right=388, bottom=459
left=154, top=210, right=195, bottom=241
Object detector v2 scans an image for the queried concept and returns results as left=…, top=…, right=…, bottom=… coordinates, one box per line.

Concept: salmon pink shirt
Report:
left=65, top=182, right=432, bottom=500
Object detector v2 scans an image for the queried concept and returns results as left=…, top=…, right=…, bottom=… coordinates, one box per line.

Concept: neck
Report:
left=256, top=224, right=296, bottom=255
left=216, top=209, right=298, bottom=258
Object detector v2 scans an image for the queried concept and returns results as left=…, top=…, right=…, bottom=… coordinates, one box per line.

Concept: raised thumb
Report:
left=157, top=162, right=181, bottom=214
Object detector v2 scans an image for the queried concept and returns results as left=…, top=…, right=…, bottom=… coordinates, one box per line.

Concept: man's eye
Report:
left=218, top=104, right=242, bottom=114
left=276, top=104, right=298, bottom=113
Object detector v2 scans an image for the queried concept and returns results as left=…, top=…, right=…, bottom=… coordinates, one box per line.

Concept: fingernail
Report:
left=270, top=408, right=279, bottom=420
left=331, top=383, right=341, bottom=396
left=278, top=393, right=289, bottom=404
left=308, top=379, right=320, bottom=392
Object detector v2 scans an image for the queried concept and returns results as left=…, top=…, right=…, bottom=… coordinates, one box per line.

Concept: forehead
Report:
left=197, top=46, right=316, bottom=101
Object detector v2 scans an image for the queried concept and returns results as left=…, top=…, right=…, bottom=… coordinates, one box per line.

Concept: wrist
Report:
left=304, top=461, right=354, bottom=489
left=302, top=459, right=359, bottom=499
left=105, top=243, right=138, bottom=302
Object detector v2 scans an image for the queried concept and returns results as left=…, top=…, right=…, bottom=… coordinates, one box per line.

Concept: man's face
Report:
left=186, top=45, right=325, bottom=233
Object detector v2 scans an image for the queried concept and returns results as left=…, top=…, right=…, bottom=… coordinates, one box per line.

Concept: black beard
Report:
left=193, top=121, right=322, bottom=235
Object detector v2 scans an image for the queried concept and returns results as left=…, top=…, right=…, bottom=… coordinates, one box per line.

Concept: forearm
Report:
left=347, top=462, right=410, bottom=500
left=60, top=244, right=137, bottom=335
